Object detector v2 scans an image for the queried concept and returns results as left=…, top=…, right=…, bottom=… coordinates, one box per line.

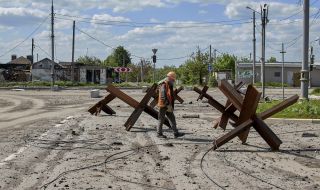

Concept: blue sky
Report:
left=0, top=0, right=320, bottom=67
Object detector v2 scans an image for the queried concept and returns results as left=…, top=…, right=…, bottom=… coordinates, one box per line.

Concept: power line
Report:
left=56, top=13, right=251, bottom=25
left=56, top=16, right=252, bottom=28
left=75, top=26, right=145, bottom=59
left=0, top=15, right=50, bottom=58
left=274, top=0, right=319, bottom=21
left=35, top=44, right=61, bottom=62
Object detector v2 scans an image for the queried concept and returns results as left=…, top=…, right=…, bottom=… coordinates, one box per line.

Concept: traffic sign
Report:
left=114, top=67, right=132, bottom=73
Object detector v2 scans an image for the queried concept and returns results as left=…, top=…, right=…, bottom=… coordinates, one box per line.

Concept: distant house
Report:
left=0, top=55, right=32, bottom=81
left=32, top=58, right=71, bottom=81
left=236, top=62, right=320, bottom=87
left=32, top=58, right=113, bottom=84
left=8, top=55, right=32, bottom=66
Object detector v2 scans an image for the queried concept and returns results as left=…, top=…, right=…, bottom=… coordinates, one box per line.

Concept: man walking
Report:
left=157, top=71, right=184, bottom=138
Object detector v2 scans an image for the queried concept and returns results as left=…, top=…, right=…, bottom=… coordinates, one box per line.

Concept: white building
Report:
left=236, top=62, right=320, bottom=87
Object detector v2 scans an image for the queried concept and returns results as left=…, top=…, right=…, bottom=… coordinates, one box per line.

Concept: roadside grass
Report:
left=257, top=99, right=320, bottom=119
left=0, top=81, right=153, bottom=88
left=311, top=88, right=320, bottom=96
left=254, top=82, right=289, bottom=87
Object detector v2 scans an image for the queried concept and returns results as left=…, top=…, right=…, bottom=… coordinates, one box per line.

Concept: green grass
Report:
left=257, top=99, right=320, bottom=119
left=0, top=81, right=102, bottom=87
left=311, top=88, right=320, bottom=96
left=0, top=81, right=154, bottom=88
left=254, top=82, right=288, bottom=87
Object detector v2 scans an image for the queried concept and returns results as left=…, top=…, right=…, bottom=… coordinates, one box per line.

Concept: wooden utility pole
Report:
left=51, top=0, right=55, bottom=88
left=252, top=11, right=256, bottom=84
left=71, top=20, right=75, bottom=82
left=31, top=38, right=34, bottom=64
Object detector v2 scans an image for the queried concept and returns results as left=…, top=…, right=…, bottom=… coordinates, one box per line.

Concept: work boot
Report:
left=157, top=133, right=167, bottom=139
left=174, top=132, right=184, bottom=138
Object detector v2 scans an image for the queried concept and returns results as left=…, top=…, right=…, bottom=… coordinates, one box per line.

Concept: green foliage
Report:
left=257, top=100, right=320, bottom=119
left=239, top=57, right=250, bottom=63
left=178, top=48, right=209, bottom=85
left=0, top=81, right=102, bottom=87
left=311, top=88, right=320, bottom=96
left=104, top=46, right=131, bottom=67
left=157, top=65, right=179, bottom=80
left=254, top=82, right=289, bottom=87
left=76, top=56, right=102, bottom=65
left=214, top=53, right=236, bottom=79
left=267, top=56, right=277, bottom=63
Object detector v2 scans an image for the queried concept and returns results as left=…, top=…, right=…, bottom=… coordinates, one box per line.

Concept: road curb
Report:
left=267, top=118, right=320, bottom=123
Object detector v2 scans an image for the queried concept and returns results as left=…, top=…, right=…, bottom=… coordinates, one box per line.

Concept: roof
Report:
left=237, top=62, right=320, bottom=68
left=33, top=58, right=65, bottom=68
left=8, top=56, right=31, bottom=65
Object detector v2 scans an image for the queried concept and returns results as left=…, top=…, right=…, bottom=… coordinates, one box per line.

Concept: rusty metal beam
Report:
left=124, top=84, right=157, bottom=131
left=218, top=80, right=243, bottom=111
left=194, top=86, right=239, bottom=121
left=212, top=80, right=297, bottom=150
left=106, top=84, right=171, bottom=129
left=236, top=85, right=261, bottom=143
left=88, top=93, right=116, bottom=115
left=259, top=95, right=299, bottom=120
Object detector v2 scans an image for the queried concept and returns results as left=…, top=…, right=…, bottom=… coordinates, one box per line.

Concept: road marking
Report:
left=0, top=116, right=74, bottom=167
left=0, top=146, right=29, bottom=167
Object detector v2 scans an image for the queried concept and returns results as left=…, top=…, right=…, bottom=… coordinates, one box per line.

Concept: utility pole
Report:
left=309, top=46, right=314, bottom=88
left=246, top=6, right=257, bottom=84
left=214, top=48, right=217, bottom=64
left=252, top=11, right=256, bottom=84
left=31, top=38, right=35, bottom=81
left=209, top=45, right=212, bottom=84
left=71, top=20, right=75, bottom=83
left=301, top=0, right=309, bottom=99
left=260, top=4, right=269, bottom=99
left=51, top=0, right=55, bottom=89
left=280, top=43, right=286, bottom=100
left=140, top=59, right=144, bottom=83
left=31, top=38, right=34, bottom=64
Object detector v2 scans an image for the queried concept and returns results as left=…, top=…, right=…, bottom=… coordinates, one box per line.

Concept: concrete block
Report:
left=90, top=89, right=100, bottom=98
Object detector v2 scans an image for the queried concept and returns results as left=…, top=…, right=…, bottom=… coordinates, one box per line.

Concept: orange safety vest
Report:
left=157, top=81, right=173, bottom=108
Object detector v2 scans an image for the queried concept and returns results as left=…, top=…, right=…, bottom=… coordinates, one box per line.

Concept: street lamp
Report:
left=246, top=6, right=259, bottom=84
left=152, top=48, right=158, bottom=83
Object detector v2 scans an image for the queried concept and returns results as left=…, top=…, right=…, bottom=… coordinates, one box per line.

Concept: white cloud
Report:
left=198, top=10, right=208, bottom=14
left=0, top=7, right=47, bottom=26
left=0, top=0, right=319, bottom=66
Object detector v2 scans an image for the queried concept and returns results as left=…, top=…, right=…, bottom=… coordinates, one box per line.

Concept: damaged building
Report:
left=32, top=58, right=114, bottom=84
left=0, top=55, right=32, bottom=82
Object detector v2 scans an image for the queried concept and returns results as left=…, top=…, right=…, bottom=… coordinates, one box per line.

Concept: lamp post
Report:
left=246, top=6, right=258, bottom=84
left=152, top=48, right=158, bottom=83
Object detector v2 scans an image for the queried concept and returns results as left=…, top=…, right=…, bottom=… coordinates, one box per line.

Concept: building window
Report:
left=274, top=72, right=280, bottom=77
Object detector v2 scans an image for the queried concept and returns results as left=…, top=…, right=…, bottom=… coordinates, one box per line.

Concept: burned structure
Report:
left=0, top=55, right=32, bottom=82
left=32, top=58, right=114, bottom=84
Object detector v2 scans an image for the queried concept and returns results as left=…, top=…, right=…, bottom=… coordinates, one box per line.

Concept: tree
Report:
left=158, top=65, right=178, bottom=81
left=214, top=53, right=237, bottom=79
left=77, top=56, right=102, bottom=65
left=239, top=57, right=250, bottom=63
left=267, top=56, right=277, bottom=63
left=104, top=46, right=131, bottom=67
left=178, top=48, right=209, bottom=85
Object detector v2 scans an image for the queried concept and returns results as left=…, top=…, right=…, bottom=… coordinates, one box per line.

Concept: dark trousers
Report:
left=157, top=107, right=178, bottom=135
